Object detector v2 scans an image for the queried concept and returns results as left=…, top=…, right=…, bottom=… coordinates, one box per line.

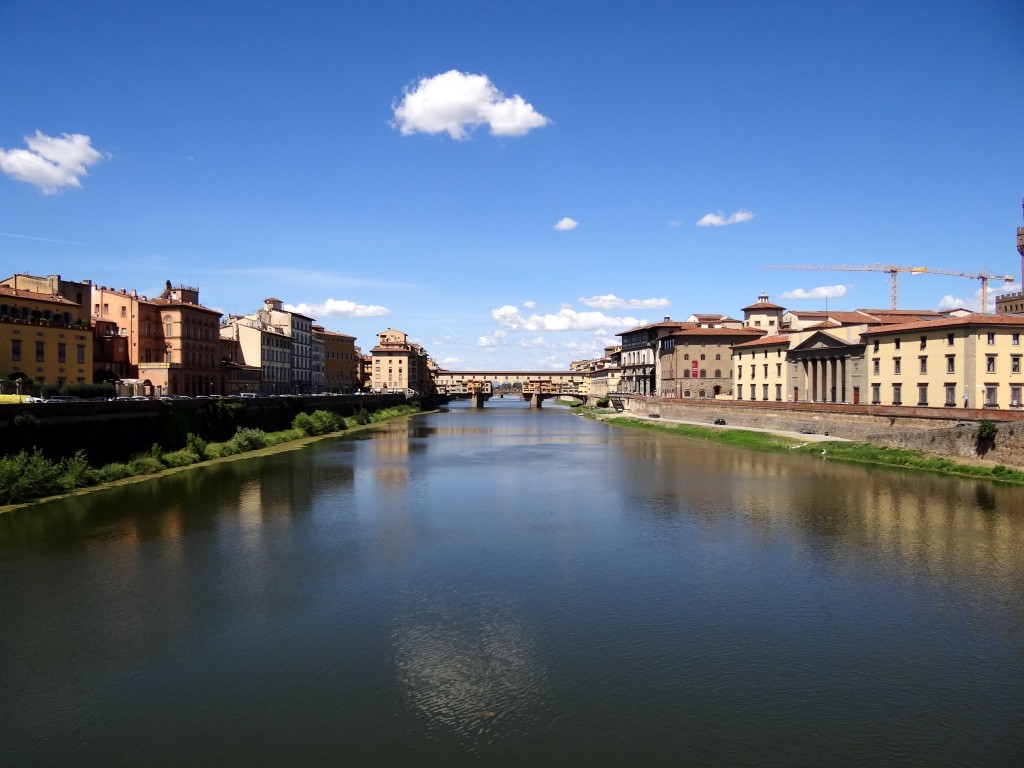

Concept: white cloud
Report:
left=491, top=304, right=641, bottom=332
left=936, top=293, right=971, bottom=312
left=0, top=131, right=108, bottom=194
left=518, top=336, right=549, bottom=348
left=579, top=294, right=670, bottom=310
left=779, top=284, right=849, bottom=300
left=696, top=209, right=755, bottom=227
left=523, top=300, right=536, bottom=309
left=441, top=357, right=462, bottom=365
left=553, top=217, right=578, bottom=231
left=284, top=298, right=390, bottom=318
left=392, top=70, right=549, bottom=140
left=477, top=329, right=508, bottom=348
left=668, top=220, right=682, bottom=228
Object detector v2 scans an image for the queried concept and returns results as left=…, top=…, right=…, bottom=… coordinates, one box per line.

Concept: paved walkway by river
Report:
left=596, top=411, right=849, bottom=443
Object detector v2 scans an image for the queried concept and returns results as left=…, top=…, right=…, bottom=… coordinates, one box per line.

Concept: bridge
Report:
left=433, top=370, right=587, bottom=408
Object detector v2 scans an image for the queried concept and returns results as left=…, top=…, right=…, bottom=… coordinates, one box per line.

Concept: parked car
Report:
left=713, top=418, right=726, bottom=425
left=44, top=395, right=82, bottom=403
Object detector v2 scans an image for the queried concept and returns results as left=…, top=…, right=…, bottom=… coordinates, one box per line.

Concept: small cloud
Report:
left=579, top=294, right=670, bottom=310
left=696, top=209, right=755, bottom=227
left=441, top=357, right=462, bottom=365
left=519, top=337, right=549, bottom=349
left=553, top=217, right=578, bottom=231
left=936, top=293, right=971, bottom=312
left=0, top=131, right=109, bottom=194
left=667, top=220, right=682, bottom=228
left=392, top=70, right=549, bottom=140
left=491, top=304, right=641, bottom=332
left=477, top=329, right=508, bottom=348
left=284, top=298, right=390, bottom=318
left=779, top=284, right=849, bottom=301
left=523, top=300, right=536, bottom=309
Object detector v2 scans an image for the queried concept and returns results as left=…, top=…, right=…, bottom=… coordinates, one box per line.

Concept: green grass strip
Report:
left=598, top=415, right=1024, bottom=484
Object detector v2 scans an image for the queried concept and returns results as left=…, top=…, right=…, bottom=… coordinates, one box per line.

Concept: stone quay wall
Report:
left=613, top=396, right=1024, bottom=469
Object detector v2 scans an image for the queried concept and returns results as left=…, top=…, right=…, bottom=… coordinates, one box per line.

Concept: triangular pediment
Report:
left=789, top=330, right=861, bottom=352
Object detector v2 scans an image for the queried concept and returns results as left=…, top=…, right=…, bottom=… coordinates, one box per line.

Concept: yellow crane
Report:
left=761, top=264, right=926, bottom=310
left=915, top=267, right=1014, bottom=313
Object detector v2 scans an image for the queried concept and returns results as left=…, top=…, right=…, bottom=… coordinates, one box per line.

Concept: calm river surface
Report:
left=1, top=400, right=1023, bottom=766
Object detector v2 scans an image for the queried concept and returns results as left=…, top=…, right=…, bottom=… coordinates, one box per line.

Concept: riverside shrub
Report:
left=293, top=410, right=345, bottom=436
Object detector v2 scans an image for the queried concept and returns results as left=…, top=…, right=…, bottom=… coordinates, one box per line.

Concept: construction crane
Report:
left=916, top=267, right=1014, bottom=313
left=761, top=264, right=926, bottom=310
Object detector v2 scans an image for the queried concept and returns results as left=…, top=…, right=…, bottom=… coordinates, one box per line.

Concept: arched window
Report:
left=700, top=369, right=707, bottom=378
left=684, top=354, right=689, bottom=360
left=698, top=390, right=706, bottom=398
left=714, top=369, right=721, bottom=378
left=716, top=354, right=721, bottom=360
left=700, top=354, right=706, bottom=361
left=683, top=370, right=691, bottom=378
left=164, top=315, right=173, bottom=338
left=683, top=390, right=691, bottom=398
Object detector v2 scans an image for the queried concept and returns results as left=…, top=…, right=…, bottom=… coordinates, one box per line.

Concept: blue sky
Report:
left=2, top=0, right=1022, bottom=370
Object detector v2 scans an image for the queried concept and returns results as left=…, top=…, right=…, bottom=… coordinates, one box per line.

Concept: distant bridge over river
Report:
left=433, top=370, right=587, bottom=408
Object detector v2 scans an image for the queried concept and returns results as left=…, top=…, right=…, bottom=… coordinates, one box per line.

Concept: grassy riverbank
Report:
left=0, top=404, right=423, bottom=511
left=595, top=413, right=1024, bottom=484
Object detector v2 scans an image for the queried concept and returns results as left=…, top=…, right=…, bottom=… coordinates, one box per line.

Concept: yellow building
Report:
left=0, top=285, right=93, bottom=390
left=731, top=334, right=792, bottom=403
left=861, top=313, right=1024, bottom=410
left=370, top=328, right=432, bottom=394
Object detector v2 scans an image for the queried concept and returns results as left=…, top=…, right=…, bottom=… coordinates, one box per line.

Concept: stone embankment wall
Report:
left=615, top=397, right=1024, bottom=469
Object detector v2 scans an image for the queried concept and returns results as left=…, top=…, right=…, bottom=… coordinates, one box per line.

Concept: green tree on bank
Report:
left=0, top=405, right=420, bottom=506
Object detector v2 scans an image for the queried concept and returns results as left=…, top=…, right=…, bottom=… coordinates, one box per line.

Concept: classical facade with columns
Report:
left=787, top=331, right=866, bottom=405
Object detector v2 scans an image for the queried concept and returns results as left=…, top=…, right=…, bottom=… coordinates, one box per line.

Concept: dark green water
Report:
left=1, top=400, right=1022, bottom=766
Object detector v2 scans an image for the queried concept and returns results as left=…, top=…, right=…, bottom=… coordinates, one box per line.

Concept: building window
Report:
left=11, top=339, right=21, bottom=361
left=985, top=386, right=998, bottom=407
left=894, top=338, right=901, bottom=350
left=987, top=333, right=995, bottom=345
left=36, top=341, right=44, bottom=362
left=715, top=354, right=721, bottom=360
left=917, top=384, right=928, bottom=406
left=1011, top=386, right=1022, bottom=408
left=58, top=343, right=66, bottom=363
left=120, top=306, right=127, bottom=318
left=737, top=385, right=743, bottom=399
left=1012, top=356, right=1021, bottom=374
left=77, top=344, right=85, bottom=364
left=892, top=383, right=902, bottom=405
left=762, top=384, right=769, bottom=400
left=919, top=336, right=927, bottom=349
left=945, top=384, right=956, bottom=407
left=919, top=356, right=927, bottom=374
left=871, top=384, right=881, bottom=404
left=1013, top=333, right=1020, bottom=346
left=986, top=356, right=996, bottom=373
left=872, top=358, right=880, bottom=375
left=894, top=357, right=901, bottom=375
left=946, top=355, right=955, bottom=374
left=947, top=333, right=954, bottom=346
left=776, top=363, right=782, bottom=376
left=775, top=384, right=782, bottom=401
left=714, top=369, right=721, bottom=378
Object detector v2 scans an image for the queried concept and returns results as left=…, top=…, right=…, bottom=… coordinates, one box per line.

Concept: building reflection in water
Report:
left=616, top=432, right=1024, bottom=587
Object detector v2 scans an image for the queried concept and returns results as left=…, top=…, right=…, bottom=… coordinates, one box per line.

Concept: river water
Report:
left=1, top=400, right=1022, bottom=766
